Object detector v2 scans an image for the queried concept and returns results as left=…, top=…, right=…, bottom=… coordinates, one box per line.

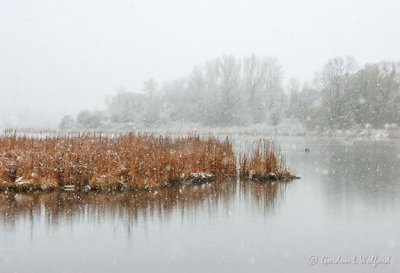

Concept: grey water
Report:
left=1, top=137, right=400, bottom=273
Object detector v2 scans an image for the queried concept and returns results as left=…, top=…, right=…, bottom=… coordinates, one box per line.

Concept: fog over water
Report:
left=1, top=0, right=400, bottom=128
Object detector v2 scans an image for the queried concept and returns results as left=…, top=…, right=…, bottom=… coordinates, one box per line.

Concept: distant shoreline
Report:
left=3, top=126, right=400, bottom=139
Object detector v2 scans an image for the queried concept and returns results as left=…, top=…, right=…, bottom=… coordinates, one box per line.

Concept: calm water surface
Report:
left=1, top=136, right=400, bottom=273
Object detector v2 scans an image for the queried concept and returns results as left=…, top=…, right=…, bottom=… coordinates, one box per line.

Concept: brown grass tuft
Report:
left=240, top=139, right=296, bottom=181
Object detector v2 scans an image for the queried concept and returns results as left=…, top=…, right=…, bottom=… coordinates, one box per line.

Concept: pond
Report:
left=1, top=136, right=399, bottom=273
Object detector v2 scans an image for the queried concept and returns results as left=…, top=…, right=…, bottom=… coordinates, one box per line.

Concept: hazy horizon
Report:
left=1, top=0, right=400, bottom=128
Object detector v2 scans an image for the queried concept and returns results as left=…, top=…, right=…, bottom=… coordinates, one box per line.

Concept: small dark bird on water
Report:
left=305, top=148, right=310, bottom=152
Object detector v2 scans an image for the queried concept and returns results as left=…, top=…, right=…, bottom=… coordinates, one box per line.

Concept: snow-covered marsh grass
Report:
left=240, top=139, right=297, bottom=181
left=0, top=132, right=295, bottom=193
left=0, top=133, right=236, bottom=192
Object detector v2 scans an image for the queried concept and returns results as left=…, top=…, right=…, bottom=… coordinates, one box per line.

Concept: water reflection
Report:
left=317, top=140, right=400, bottom=211
left=239, top=180, right=289, bottom=213
left=0, top=179, right=289, bottom=233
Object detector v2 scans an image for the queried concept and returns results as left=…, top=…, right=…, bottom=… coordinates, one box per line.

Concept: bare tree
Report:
left=242, top=55, right=283, bottom=123
left=317, top=56, right=357, bottom=129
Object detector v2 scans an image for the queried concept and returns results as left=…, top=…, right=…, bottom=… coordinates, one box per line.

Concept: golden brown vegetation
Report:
left=0, top=133, right=236, bottom=192
left=240, top=139, right=297, bottom=181
left=0, top=133, right=295, bottom=193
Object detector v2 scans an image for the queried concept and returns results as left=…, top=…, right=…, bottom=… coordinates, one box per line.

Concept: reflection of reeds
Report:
left=239, top=179, right=289, bottom=210
left=238, top=178, right=293, bottom=216
left=0, top=133, right=236, bottom=191
left=0, top=181, right=237, bottom=231
left=0, top=178, right=293, bottom=231
left=240, top=139, right=296, bottom=181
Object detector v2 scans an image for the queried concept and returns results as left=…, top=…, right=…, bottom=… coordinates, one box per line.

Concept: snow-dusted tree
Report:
left=76, top=110, right=106, bottom=129
left=142, top=78, right=158, bottom=97
left=351, top=61, right=400, bottom=127
left=286, top=78, right=301, bottom=119
left=208, top=55, right=242, bottom=125
left=59, top=115, right=76, bottom=130
left=142, top=79, right=161, bottom=127
left=241, top=55, right=284, bottom=124
left=316, top=56, right=357, bottom=129
left=287, top=81, right=322, bottom=129
left=376, top=62, right=400, bottom=125
left=106, top=91, right=146, bottom=125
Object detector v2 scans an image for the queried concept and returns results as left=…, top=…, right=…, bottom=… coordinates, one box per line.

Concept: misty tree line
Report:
left=60, top=55, right=400, bottom=130
left=289, top=57, right=400, bottom=130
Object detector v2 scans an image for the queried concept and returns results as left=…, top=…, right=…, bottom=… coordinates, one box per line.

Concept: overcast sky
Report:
left=1, top=0, right=400, bottom=127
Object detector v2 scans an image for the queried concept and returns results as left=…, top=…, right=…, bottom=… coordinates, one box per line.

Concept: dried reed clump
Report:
left=239, top=139, right=297, bottom=181
left=0, top=133, right=236, bottom=192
